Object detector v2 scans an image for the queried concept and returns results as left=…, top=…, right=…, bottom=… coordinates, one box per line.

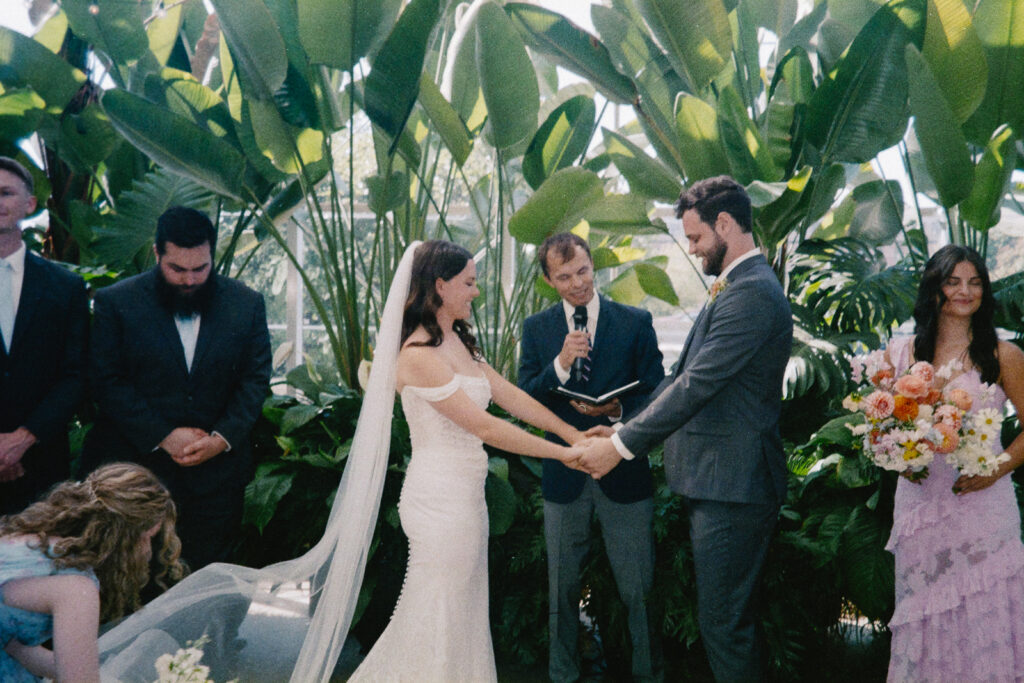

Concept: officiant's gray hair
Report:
left=538, top=232, right=591, bottom=278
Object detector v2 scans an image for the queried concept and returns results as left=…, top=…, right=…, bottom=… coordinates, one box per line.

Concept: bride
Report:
left=95, top=240, right=583, bottom=682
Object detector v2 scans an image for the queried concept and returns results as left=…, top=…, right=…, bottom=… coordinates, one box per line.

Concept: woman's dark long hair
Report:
left=400, top=240, right=481, bottom=358
left=912, top=244, right=1000, bottom=384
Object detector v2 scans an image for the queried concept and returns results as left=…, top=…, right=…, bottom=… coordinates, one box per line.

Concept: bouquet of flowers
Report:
left=843, top=349, right=1007, bottom=478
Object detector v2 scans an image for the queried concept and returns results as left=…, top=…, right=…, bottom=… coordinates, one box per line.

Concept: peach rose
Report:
left=909, top=361, right=935, bottom=384
left=863, top=391, right=895, bottom=420
left=894, top=374, right=929, bottom=401
left=934, top=404, right=963, bottom=431
left=892, top=395, right=919, bottom=422
left=871, top=368, right=895, bottom=389
left=945, top=388, right=972, bottom=412
left=931, top=422, right=960, bottom=454
left=924, top=389, right=943, bottom=405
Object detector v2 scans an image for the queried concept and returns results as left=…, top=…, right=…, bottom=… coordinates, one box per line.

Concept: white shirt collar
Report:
left=0, top=242, right=27, bottom=273
left=561, top=293, right=600, bottom=332
left=717, top=247, right=760, bottom=282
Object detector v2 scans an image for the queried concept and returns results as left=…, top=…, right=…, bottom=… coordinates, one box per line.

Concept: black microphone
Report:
left=571, top=305, right=588, bottom=382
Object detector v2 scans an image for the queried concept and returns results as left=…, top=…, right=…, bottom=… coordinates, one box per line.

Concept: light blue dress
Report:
left=0, top=540, right=99, bottom=682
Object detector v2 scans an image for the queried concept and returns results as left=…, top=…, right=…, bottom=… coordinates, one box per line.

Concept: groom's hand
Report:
left=583, top=425, right=615, bottom=438
left=578, top=437, right=623, bottom=479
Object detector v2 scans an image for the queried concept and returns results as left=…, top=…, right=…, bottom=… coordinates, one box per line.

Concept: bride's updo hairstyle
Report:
left=912, top=244, right=999, bottom=384
left=0, top=463, right=187, bottom=621
left=401, top=239, right=482, bottom=358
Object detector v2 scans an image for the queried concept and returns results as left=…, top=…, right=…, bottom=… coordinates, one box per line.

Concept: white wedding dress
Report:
left=95, top=242, right=502, bottom=683
left=350, top=373, right=498, bottom=682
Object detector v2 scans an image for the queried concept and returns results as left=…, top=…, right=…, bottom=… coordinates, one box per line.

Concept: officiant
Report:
left=518, top=232, right=665, bottom=682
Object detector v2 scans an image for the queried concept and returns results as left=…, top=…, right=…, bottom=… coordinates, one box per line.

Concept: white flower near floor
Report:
left=153, top=637, right=212, bottom=683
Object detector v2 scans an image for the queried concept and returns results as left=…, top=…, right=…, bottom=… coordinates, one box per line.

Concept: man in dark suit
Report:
left=519, top=232, right=665, bottom=683
left=83, top=206, right=271, bottom=569
left=0, top=157, right=89, bottom=514
left=577, top=176, right=792, bottom=681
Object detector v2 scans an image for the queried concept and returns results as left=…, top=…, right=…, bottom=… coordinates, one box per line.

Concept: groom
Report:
left=576, top=175, right=792, bottom=681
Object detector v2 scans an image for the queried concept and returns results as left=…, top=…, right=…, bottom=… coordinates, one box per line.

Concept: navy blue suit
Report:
left=519, top=296, right=664, bottom=682
left=0, top=252, right=88, bottom=514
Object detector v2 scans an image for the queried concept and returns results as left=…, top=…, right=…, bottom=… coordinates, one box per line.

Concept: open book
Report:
left=549, top=379, right=643, bottom=407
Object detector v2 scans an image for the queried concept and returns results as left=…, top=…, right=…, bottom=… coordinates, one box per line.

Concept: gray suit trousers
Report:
left=545, top=478, right=662, bottom=682
left=686, top=497, right=778, bottom=682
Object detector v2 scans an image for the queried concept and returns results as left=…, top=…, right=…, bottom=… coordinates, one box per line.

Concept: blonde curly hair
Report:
left=0, top=462, right=188, bottom=621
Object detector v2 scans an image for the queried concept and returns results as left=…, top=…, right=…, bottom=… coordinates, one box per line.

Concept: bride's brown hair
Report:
left=0, top=463, right=187, bottom=621
left=401, top=240, right=482, bottom=358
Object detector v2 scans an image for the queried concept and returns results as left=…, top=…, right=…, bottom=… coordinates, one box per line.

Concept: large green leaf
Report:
left=504, top=2, right=636, bottom=104
left=0, top=89, right=46, bottom=143
left=959, top=124, right=1018, bottom=231
left=994, top=271, right=1024, bottom=332
left=839, top=505, right=895, bottom=622
left=102, top=88, right=247, bottom=200
left=209, top=0, right=288, bottom=100
left=88, top=167, right=216, bottom=269
left=634, top=0, right=731, bottom=91
left=476, top=1, right=540, bottom=151
left=485, top=470, right=516, bottom=536
left=845, top=179, right=904, bottom=244
left=364, top=0, right=441, bottom=145
left=761, top=48, right=814, bottom=175
left=921, top=0, right=986, bottom=124
left=417, top=73, right=473, bottom=167
left=522, top=95, right=595, bottom=190
left=0, top=27, right=86, bottom=110
left=247, top=98, right=325, bottom=174
left=147, top=1, right=185, bottom=67
left=605, top=260, right=678, bottom=307
left=440, top=1, right=485, bottom=128
left=62, top=0, right=150, bottom=67
left=963, top=0, right=1024, bottom=145
left=508, top=167, right=604, bottom=243
left=675, top=93, right=731, bottom=182
left=602, top=128, right=681, bottom=202
left=718, top=85, right=782, bottom=183
left=790, top=238, right=916, bottom=336
left=591, top=5, right=688, bottom=176
left=299, top=0, right=400, bottom=70
left=243, top=462, right=294, bottom=532
left=46, top=102, right=119, bottom=171
left=905, top=44, right=973, bottom=208
left=804, top=0, right=926, bottom=164
left=581, top=195, right=667, bottom=235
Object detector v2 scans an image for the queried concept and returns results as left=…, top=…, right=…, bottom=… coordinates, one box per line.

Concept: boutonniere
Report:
left=709, top=277, right=729, bottom=302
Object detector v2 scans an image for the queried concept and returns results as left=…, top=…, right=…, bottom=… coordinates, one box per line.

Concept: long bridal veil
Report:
left=98, top=242, right=422, bottom=683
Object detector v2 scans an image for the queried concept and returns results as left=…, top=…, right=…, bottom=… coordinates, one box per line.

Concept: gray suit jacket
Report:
left=617, top=254, right=791, bottom=505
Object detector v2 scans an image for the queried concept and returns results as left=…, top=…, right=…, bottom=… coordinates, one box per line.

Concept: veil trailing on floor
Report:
left=98, top=242, right=422, bottom=683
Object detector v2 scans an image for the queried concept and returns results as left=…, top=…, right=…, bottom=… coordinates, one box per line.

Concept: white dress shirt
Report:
left=552, top=293, right=600, bottom=384
left=0, top=243, right=27, bottom=351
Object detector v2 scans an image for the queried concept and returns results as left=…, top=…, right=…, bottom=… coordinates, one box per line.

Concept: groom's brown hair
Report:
left=676, top=175, right=752, bottom=233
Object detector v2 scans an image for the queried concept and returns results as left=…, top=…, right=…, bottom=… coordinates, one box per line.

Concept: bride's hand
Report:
left=565, top=428, right=585, bottom=446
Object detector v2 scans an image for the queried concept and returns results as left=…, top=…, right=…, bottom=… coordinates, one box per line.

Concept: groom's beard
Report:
left=155, top=267, right=217, bottom=316
left=701, top=233, right=728, bottom=276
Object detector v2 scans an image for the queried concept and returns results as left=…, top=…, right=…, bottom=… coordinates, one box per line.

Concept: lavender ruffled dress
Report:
left=887, top=338, right=1024, bottom=681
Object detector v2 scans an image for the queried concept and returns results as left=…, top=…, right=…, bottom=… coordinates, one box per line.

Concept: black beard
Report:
left=702, top=235, right=728, bottom=276
left=155, top=267, right=216, bottom=316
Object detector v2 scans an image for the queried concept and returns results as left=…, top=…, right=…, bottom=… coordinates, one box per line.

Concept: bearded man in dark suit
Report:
left=519, top=232, right=665, bottom=682
left=0, top=156, right=89, bottom=514
left=83, top=206, right=271, bottom=569
left=577, top=176, right=792, bottom=682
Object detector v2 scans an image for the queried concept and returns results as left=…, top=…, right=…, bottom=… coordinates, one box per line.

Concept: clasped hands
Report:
left=563, top=425, right=624, bottom=479
left=159, top=427, right=227, bottom=467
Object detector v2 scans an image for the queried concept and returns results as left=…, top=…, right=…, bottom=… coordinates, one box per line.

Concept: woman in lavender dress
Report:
left=886, top=245, right=1024, bottom=681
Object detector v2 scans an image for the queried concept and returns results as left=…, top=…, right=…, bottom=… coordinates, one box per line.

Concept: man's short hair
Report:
left=0, top=156, right=35, bottom=194
left=537, top=232, right=592, bottom=278
left=155, top=206, right=217, bottom=256
left=675, top=175, right=752, bottom=233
